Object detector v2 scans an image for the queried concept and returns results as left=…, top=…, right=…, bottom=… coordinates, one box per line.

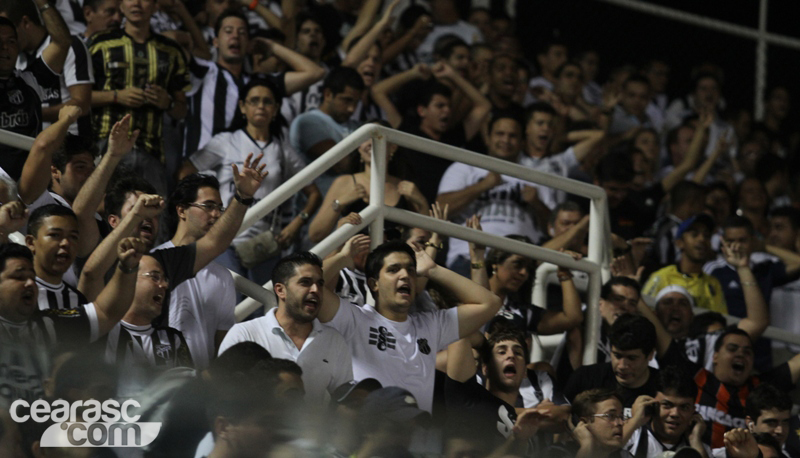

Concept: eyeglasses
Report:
left=246, top=97, right=275, bottom=107
left=591, top=413, right=626, bottom=423
left=188, top=202, right=225, bottom=213
left=140, top=271, right=169, bottom=285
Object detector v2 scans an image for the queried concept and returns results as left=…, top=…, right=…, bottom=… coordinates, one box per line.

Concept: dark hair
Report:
left=27, top=204, right=78, bottom=238
left=214, top=8, right=248, bottom=37
left=53, top=350, right=117, bottom=400
left=322, top=66, right=365, bottom=97
left=554, top=61, right=582, bottom=79
left=722, top=215, right=755, bottom=236
left=687, top=312, right=727, bottom=338
left=209, top=342, right=272, bottom=381
left=537, top=39, right=567, bottom=57
left=770, top=206, right=800, bottom=231
left=0, top=0, right=40, bottom=27
left=658, top=366, right=697, bottom=399
left=481, top=328, right=529, bottom=367
left=417, top=80, right=452, bottom=108
left=755, top=153, right=787, bottom=183
left=600, top=277, right=641, bottom=301
left=0, top=243, right=33, bottom=272
left=104, top=175, right=158, bottom=218
left=549, top=201, right=584, bottom=227
left=488, top=111, right=522, bottom=135
left=713, top=327, right=752, bottom=352
left=233, top=76, right=286, bottom=139
left=666, top=125, right=694, bottom=149
left=745, top=383, right=792, bottom=421
left=168, top=173, right=221, bottom=235
left=623, top=74, right=650, bottom=89
left=485, top=235, right=534, bottom=279
left=693, top=72, right=721, bottom=90
left=433, top=34, right=468, bottom=61
left=84, top=0, right=111, bottom=10
left=365, top=240, right=415, bottom=282
left=0, top=17, right=16, bottom=37
left=294, top=11, right=323, bottom=36
left=609, top=314, right=656, bottom=355
left=573, top=388, right=622, bottom=419
left=272, top=252, right=323, bottom=287
left=670, top=181, right=707, bottom=209
left=398, top=5, right=430, bottom=31
left=524, top=102, right=557, bottom=125
left=206, top=372, right=284, bottom=438
left=259, top=357, right=303, bottom=378
left=595, top=152, right=635, bottom=184
left=52, top=135, right=99, bottom=173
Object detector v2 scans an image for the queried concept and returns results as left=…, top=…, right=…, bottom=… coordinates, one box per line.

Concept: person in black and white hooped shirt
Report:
left=101, top=254, right=193, bottom=382
left=623, top=367, right=711, bottom=458
left=218, top=252, right=353, bottom=405
left=150, top=173, right=236, bottom=370
left=181, top=77, right=321, bottom=287
left=4, top=0, right=93, bottom=137
left=320, top=240, right=502, bottom=413
left=183, top=8, right=325, bottom=157
left=0, top=238, right=144, bottom=404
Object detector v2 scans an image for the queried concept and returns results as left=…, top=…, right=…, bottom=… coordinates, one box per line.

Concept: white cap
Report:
left=654, top=285, right=695, bottom=308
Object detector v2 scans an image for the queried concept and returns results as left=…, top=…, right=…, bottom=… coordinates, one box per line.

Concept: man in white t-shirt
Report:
left=319, top=240, right=502, bottom=412
left=153, top=173, right=236, bottom=370
left=437, top=114, right=545, bottom=274
left=415, top=0, right=483, bottom=63
left=219, top=252, right=353, bottom=405
left=518, top=102, right=606, bottom=209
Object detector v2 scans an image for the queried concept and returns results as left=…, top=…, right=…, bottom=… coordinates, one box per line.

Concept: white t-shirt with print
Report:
left=517, top=147, right=579, bottom=210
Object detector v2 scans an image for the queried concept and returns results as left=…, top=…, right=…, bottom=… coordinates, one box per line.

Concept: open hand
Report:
left=107, top=114, right=141, bottom=158
left=722, top=240, right=749, bottom=268
left=410, top=242, right=437, bottom=277
left=342, top=234, right=371, bottom=261
left=232, top=153, right=268, bottom=199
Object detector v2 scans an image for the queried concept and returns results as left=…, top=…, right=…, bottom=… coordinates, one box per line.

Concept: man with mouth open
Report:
left=320, top=240, right=502, bottom=413
left=218, top=252, right=353, bottom=405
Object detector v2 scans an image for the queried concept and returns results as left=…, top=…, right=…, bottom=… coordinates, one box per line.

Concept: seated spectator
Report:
left=289, top=66, right=364, bottom=194
left=564, top=314, right=660, bottom=414
left=438, top=114, right=546, bottom=272
left=319, top=240, right=501, bottom=412
left=644, top=213, right=728, bottom=314
left=745, top=384, right=794, bottom=457
left=623, top=367, right=710, bottom=458
left=372, top=61, right=491, bottom=203
left=218, top=252, right=353, bottom=405
left=310, top=120, right=428, bottom=243
left=183, top=77, right=321, bottom=286
left=593, top=152, right=649, bottom=240
left=467, top=42, right=493, bottom=91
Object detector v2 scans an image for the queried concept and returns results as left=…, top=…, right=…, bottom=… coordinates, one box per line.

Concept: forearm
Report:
left=527, top=196, right=552, bottom=233
left=38, top=0, right=72, bottom=73
left=309, top=205, right=342, bottom=243
left=91, top=90, right=116, bottom=108
left=560, top=277, right=583, bottom=327
left=342, top=8, right=387, bottom=68
left=766, top=244, right=800, bottom=276
left=72, top=156, right=124, bottom=257
left=95, top=264, right=137, bottom=334
left=738, top=266, right=768, bottom=338
left=381, top=30, right=413, bottom=64
left=18, top=118, right=73, bottom=203
left=274, top=44, right=325, bottom=94
left=637, top=297, right=672, bottom=356
left=252, top=4, right=285, bottom=31
left=372, top=68, right=420, bottom=98
left=688, top=153, right=717, bottom=186
left=542, top=217, right=589, bottom=252
left=571, top=130, right=606, bottom=162
left=437, top=182, right=492, bottom=216
left=78, top=215, right=140, bottom=301
left=175, top=6, right=211, bottom=60
left=469, top=248, right=489, bottom=288
left=341, top=0, right=381, bottom=52
left=322, top=251, right=353, bottom=292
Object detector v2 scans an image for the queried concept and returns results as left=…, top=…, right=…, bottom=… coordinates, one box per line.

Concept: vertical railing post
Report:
left=754, top=0, right=768, bottom=120
left=583, top=195, right=607, bottom=365
left=369, top=130, right=387, bottom=249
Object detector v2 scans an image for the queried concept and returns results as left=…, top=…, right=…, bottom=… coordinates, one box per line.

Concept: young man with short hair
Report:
left=551, top=388, right=629, bottom=458
left=320, top=240, right=501, bottom=412
left=219, top=252, right=353, bottom=405
left=527, top=40, right=568, bottom=96
left=745, top=384, right=795, bottom=457
left=609, top=75, right=653, bottom=135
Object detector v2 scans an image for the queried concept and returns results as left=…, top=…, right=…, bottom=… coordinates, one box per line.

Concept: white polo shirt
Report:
left=219, top=308, right=353, bottom=405
left=326, top=298, right=460, bottom=412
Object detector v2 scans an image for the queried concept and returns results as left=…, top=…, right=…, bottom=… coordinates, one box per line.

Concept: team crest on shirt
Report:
left=368, top=326, right=396, bottom=351
left=8, top=89, right=23, bottom=105
left=155, top=344, right=172, bottom=361
left=417, top=338, right=431, bottom=355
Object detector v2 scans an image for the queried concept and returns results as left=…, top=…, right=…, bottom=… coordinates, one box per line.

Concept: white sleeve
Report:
left=552, top=146, right=579, bottom=172
left=217, top=322, right=254, bottom=355
left=83, top=302, right=100, bottom=343
left=64, top=37, right=94, bottom=86
left=190, top=134, right=228, bottom=171
left=434, top=307, right=461, bottom=352
left=282, top=139, right=308, bottom=176
left=326, top=297, right=359, bottom=340
left=213, top=268, right=236, bottom=332
left=437, top=163, right=472, bottom=196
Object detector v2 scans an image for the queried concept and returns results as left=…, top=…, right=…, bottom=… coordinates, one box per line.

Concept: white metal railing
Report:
left=233, top=123, right=613, bottom=365
left=597, top=0, right=800, bottom=119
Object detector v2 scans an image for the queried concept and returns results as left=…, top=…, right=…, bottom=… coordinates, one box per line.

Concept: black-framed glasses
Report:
left=140, top=271, right=169, bottom=285
left=188, top=202, right=225, bottom=213
left=246, top=97, right=275, bottom=107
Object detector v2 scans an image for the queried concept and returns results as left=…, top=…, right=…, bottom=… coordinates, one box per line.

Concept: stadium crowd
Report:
left=1, top=0, right=800, bottom=457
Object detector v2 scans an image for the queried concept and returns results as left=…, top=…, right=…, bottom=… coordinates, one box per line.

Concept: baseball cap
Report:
left=654, top=285, right=695, bottom=308
left=332, top=378, right=382, bottom=404
left=675, top=213, right=715, bottom=239
left=360, top=387, right=430, bottom=424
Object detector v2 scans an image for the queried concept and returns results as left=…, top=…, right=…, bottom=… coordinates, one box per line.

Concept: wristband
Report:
left=234, top=192, right=254, bottom=206
left=118, top=262, right=139, bottom=274
left=249, top=0, right=259, bottom=10
left=470, top=262, right=485, bottom=270
left=425, top=241, right=443, bottom=250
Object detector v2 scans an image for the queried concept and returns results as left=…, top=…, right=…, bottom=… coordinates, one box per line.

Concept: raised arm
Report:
left=35, top=0, right=72, bottom=74
left=381, top=14, right=430, bottom=65
left=541, top=214, right=589, bottom=252
left=340, top=0, right=382, bottom=53
left=766, top=244, right=800, bottom=277
left=466, top=214, right=489, bottom=287
left=236, top=0, right=285, bottom=36
left=17, top=106, right=82, bottom=204
left=662, top=110, right=712, bottom=191
left=72, top=115, right=140, bottom=257
left=414, top=244, right=501, bottom=338
left=275, top=183, right=321, bottom=248
left=342, top=0, right=399, bottom=69
left=446, top=336, right=478, bottom=382
left=724, top=241, right=769, bottom=340
left=309, top=176, right=366, bottom=243
left=193, top=152, right=267, bottom=275
left=437, top=171, right=502, bottom=216
left=160, top=0, right=212, bottom=60
left=567, top=129, right=606, bottom=163
left=78, top=194, right=164, bottom=301
left=322, top=234, right=371, bottom=289
left=0, top=202, right=29, bottom=244
left=371, top=63, right=429, bottom=128
left=94, top=237, right=146, bottom=337
left=263, top=39, right=326, bottom=94
left=536, top=251, right=584, bottom=335
left=431, top=63, right=491, bottom=141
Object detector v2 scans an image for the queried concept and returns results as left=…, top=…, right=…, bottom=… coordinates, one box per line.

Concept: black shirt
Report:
left=564, top=363, right=660, bottom=415
left=445, top=375, right=518, bottom=447
left=0, top=72, right=43, bottom=179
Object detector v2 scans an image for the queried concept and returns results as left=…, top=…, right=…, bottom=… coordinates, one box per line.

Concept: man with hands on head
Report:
left=558, top=388, right=631, bottom=458
left=319, top=239, right=502, bottom=412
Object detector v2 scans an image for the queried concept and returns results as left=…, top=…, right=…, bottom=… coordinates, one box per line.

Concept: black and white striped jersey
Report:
left=36, top=277, right=89, bottom=311
left=103, top=321, right=193, bottom=369
left=336, top=267, right=369, bottom=306
left=0, top=303, right=100, bottom=349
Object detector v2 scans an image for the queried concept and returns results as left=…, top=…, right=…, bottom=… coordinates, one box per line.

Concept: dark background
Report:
left=509, top=0, right=800, bottom=123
